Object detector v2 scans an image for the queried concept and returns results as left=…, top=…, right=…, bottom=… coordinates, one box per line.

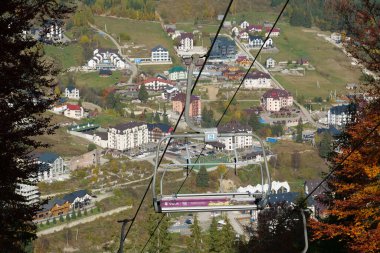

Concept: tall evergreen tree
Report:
left=208, top=217, right=221, bottom=253
left=196, top=166, right=209, bottom=187
left=0, top=1, right=74, bottom=251
left=138, top=84, right=149, bottom=103
left=220, top=217, right=236, bottom=253
left=296, top=117, right=303, bottom=143
left=248, top=113, right=262, bottom=132
left=319, top=132, right=332, bottom=158
left=187, top=215, right=203, bottom=253
left=154, top=112, right=161, bottom=123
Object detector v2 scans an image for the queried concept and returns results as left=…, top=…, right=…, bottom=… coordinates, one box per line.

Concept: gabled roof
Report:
left=247, top=24, right=263, bottom=31
left=111, top=122, right=145, bottom=131
left=142, top=77, right=175, bottom=86
left=40, top=198, right=68, bottom=212
left=66, top=85, right=76, bottom=92
left=329, top=104, right=355, bottom=115
left=172, top=92, right=200, bottom=103
left=249, top=35, right=263, bottom=41
left=35, top=152, right=60, bottom=164
left=304, top=179, right=329, bottom=197
left=262, top=89, right=291, bottom=99
left=152, top=45, right=168, bottom=52
left=67, top=104, right=81, bottom=110
left=147, top=123, right=172, bottom=133
left=168, top=66, right=186, bottom=73
left=180, top=32, right=194, bottom=40
left=265, top=27, right=280, bottom=33
left=95, top=131, right=108, bottom=140
left=246, top=71, right=271, bottom=80
left=62, top=189, right=90, bottom=203
left=217, top=120, right=252, bottom=133
left=316, top=125, right=342, bottom=137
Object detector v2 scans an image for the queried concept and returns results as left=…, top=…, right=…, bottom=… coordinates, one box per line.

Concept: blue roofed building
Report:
left=147, top=123, right=173, bottom=143
left=151, top=45, right=171, bottom=62
left=35, top=152, right=66, bottom=182
left=63, top=189, right=92, bottom=209
left=209, top=36, right=237, bottom=59
left=327, top=104, right=355, bottom=127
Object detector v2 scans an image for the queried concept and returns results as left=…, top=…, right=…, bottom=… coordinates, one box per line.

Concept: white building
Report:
left=238, top=31, right=249, bottom=40
left=243, top=71, right=272, bottom=89
left=108, top=122, right=149, bottom=151
left=42, top=20, right=63, bottom=42
left=64, top=104, right=84, bottom=119
left=141, top=78, right=175, bottom=91
left=237, top=181, right=290, bottom=194
left=87, top=49, right=127, bottom=70
left=265, top=27, right=281, bottom=37
left=15, top=183, right=40, bottom=205
left=151, top=45, right=171, bottom=62
left=248, top=35, right=273, bottom=48
left=168, top=66, right=187, bottom=81
left=261, top=89, right=293, bottom=112
left=92, top=132, right=108, bottom=148
left=240, top=21, right=250, bottom=29
left=178, top=33, right=194, bottom=51
left=64, top=86, right=80, bottom=100
left=331, top=32, right=342, bottom=43
left=328, top=104, right=354, bottom=127
left=266, top=57, right=276, bottom=68
left=231, top=26, right=239, bottom=36
left=35, top=152, right=66, bottom=182
left=162, top=87, right=179, bottom=100
left=217, top=121, right=252, bottom=151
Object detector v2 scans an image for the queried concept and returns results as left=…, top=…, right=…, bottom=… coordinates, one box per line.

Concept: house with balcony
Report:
left=35, top=152, right=66, bottom=182
left=64, top=104, right=84, bottom=119
left=178, top=33, right=194, bottom=51
left=140, top=78, right=175, bottom=92
left=147, top=123, right=174, bottom=143
left=64, top=85, right=80, bottom=100
left=217, top=121, right=252, bottom=150
left=243, top=71, right=272, bottom=89
left=168, top=66, right=187, bottom=81
left=248, top=35, right=273, bottom=48
left=151, top=45, right=171, bottom=62
left=15, top=183, right=40, bottom=205
left=261, top=89, right=293, bottom=112
left=87, top=49, right=127, bottom=70
left=108, top=122, right=149, bottom=151
left=209, top=36, right=237, bottom=59
left=172, top=93, right=201, bottom=118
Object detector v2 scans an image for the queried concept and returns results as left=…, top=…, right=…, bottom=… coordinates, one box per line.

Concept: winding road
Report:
left=88, top=22, right=138, bottom=84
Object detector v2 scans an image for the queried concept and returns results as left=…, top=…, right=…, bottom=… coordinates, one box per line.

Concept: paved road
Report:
left=37, top=205, right=132, bottom=236
left=230, top=34, right=327, bottom=129
left=88, top=22, right=138, bottom=84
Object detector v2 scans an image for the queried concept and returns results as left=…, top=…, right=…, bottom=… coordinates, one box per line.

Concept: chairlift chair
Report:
left=152, top=54, right=271, bottom=213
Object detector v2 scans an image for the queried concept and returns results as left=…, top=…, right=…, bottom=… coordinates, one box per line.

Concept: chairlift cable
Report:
left=117, top=1, right=235, bottom=251
left=140, top=0, right=291, bottom=251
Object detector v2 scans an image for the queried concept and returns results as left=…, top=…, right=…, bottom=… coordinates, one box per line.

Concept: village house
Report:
left=107, top=122, right=149, bottom=151
left=141, top=78, right=175, bottom=92
left=168, top=66, right=187, bottom=81
left=231, top=26, right=239, bottom=36
left=178, top=32, right=194, bottom=51
left=64, top=85, right=80, bottom=100
left=217, top=121, right=253, bottom=150
left=40, top=19, right=64, bottom=43
left=151, top=45, right=171, bottom=62
left=266, top=57, right=276, bottom=68
left=64, top=104, right=84, bottom=119
left=240, top=21, right=250, bottom=29
left=172, top=93, right=201, bottom=118
left=238, top=31, right=249, bottom=41
left=243, top=71, right=272, bottom=89
left=248, top=35, right=273, bottom=48
left=35, top=198, right=70, bottom=220
left=330, top=32, right=342, bottom=43
left=236, top=56, right=252, bottom=68
left=35, top=152, right=66, bottom=182
left=63, top=190, right=92, bottom=210
left=265, top=27, right=281, bottom=37
left=246, top=24, right=263, bottom=33
left=161, top=86, right=180, bottom=101
left=92, top=131, right=108, bottom=148
left=328, top=104, right=355, bottom=127
left=261, top=89, right=293, bottom=112
left=147, top=123, right=173, bottom=143
left=222, top=69, right=245, bottom=81
left=87, top=49, right=127, bottom=70
left=166, top=27, right=176, bottom=37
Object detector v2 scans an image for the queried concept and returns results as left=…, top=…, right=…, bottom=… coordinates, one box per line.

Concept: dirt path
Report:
left=37, top=205, right=132, bottom=236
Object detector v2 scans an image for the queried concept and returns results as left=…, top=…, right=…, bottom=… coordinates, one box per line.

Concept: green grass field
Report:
left=44, top=44, right=84, bottom=69
left=73, top=71, right=122, bottom=90
left=260, top=22, right=362, bottom=99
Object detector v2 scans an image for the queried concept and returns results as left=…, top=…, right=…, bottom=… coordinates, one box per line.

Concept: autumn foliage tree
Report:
left=310, top=1, right=380, bottom=252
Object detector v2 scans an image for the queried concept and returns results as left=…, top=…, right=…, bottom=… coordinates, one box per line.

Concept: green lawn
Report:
left=93, top=16, right=177, bottom=61
left=75, top=71, right=122, bottom=90
left=44, top=44, right=84, bottom=69
left=81, top=109, right=132, bottom=128
left=260, top=22, right=362, bottom=99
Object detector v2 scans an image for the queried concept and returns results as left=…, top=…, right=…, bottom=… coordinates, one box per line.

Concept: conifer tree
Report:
left=188, top=215, right=203, bottom=253
left=196, top=166, right=209, bottom=187
left=0, top=0, right=74, bottom=250
left=220, top=217, right=236, bottom=253
left=207, top=217, right=220, bottom=253
left=319, top=132, right=332, bottom=158
left=138, top=84, right=149, bottom=103
left=296, top=117, right=303, bottom=143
